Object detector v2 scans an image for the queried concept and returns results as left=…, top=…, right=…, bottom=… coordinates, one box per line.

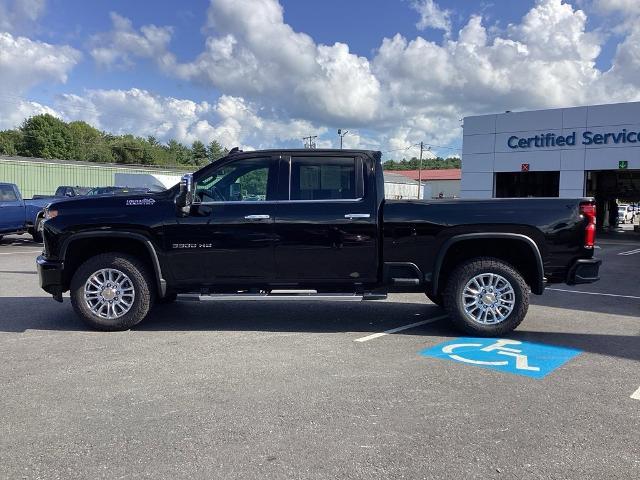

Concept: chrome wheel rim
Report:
left=462, top=273, right=515, bottom=325
left=84, top=268, right=135, bottom=319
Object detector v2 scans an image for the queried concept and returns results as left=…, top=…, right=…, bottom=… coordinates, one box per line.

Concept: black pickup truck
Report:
left=37, top=149, right=600, bottom=335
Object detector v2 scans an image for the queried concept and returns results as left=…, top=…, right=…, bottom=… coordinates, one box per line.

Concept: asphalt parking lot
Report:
left=0, top=234, right=638, bottom=479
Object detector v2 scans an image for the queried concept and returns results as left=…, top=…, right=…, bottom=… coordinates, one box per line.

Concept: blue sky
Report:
left=33, top=0, right=558, bottom=100
left=0, top=0, right=638, bottom=158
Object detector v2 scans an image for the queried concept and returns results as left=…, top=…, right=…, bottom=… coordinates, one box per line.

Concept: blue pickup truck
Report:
left=0, top=182, right=50, bottom=243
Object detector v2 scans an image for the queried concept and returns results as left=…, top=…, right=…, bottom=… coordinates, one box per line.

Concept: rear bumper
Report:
left=566, top=258, right=601, bottom=285
left=36, top=255, right=64, bottom=302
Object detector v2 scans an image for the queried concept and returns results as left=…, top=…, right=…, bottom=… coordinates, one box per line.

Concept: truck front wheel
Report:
left=425, top=292, right=443, bottom=306
left=70, top=253, right=155, bottom=331
left=31, top=217, right=44, bottom=243
left=443, top=257, right=529, bottom=336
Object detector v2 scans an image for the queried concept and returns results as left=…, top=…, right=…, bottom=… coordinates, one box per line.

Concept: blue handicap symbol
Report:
left=420, top=338, right=581, bottom=379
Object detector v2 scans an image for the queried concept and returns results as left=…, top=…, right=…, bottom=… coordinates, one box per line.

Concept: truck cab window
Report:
left=195, top=157, right=272, bottom=203
left=290, top=157, right=360, bottom=200
left=0, top=185, right=17, bottom=201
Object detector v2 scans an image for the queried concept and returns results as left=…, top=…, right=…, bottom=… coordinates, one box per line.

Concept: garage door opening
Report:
left=586, top=170, right=640, bottom=231
left=495, top=171, right=560, bottom=198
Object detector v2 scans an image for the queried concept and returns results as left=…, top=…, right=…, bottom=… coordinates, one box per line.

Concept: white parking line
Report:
left=354, top=315, right=448, bottom=343
left=0, top=250, right=42, bottom=255
left=619, top=248, right=640, bottom=256
left=546, top=288, right=640, bottom=300
left=598, top=240, right=640, bottom=246
left=631, top=386, right=640, bottom=401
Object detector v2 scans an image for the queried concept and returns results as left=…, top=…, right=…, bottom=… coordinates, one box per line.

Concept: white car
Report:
left=617, top=204, right=635, bottom=224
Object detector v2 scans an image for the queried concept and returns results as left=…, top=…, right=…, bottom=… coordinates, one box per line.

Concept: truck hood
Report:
left=47, top=192, right=166, bottom=212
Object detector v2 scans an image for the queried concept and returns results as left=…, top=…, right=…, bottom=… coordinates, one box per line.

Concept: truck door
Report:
left=164, top=155, right=279, bottom=285
left=273, top=154, right=378, bottom=285
left=0, top=184, right=25, bottom=233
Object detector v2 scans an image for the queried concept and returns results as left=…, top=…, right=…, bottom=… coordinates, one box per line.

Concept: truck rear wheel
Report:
left=443, top=257, right=529, bottom=336
left=70, top=253, right=155, bottom=331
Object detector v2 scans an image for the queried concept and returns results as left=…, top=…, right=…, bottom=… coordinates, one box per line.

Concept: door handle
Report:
left=244, top=214, right=271, bottom=220
left=344, top=213, right=371, bottom=219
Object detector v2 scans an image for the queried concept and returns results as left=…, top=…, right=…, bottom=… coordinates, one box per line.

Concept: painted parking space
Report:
left=420, top=338, right=582, bottom=379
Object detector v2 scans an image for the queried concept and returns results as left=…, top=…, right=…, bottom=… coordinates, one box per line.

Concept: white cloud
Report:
left=89, top=12, right=173, bottom=69
left=594, top=0, right=640, bottom=16
left=4, top=0, right=640, bottom=159
left=55, top=88, right=326, bottom=149
left=0, top=99, right=56, bottom=130
left=0, top=31, right=80, bottom=129
left=370, top=0, right=640, bottom=152
left=0, top=0, right=46, bottom=33
left=0, top=32, right=81, bottom=95
left=164, top=0, right=381, bottom=125
left=412, top=0, right=452, bottom=33
left=70, top=0, right=640, bottom=156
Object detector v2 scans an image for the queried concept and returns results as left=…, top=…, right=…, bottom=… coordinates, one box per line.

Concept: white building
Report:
left=383, top=169, right=461, bottom=199
left=461, top=102, right=640, bottom=207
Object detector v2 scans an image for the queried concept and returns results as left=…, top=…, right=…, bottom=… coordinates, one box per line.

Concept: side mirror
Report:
left=176, top=174, right=194, bottom=215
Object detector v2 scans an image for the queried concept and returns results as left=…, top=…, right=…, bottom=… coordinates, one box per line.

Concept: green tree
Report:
left=67, top=120, right=111, bottom=162
left=191, top=140, right=208, bottom=165
left=207, top=140, right=227, bottom=163
left=383, top=156, right=461, bottom=170
left=0, top=130, right=20, bottom=155
left=165, top=140, right=193, bottom=165
left=109, top=135, right=150, bottom=164
left=20, top=114, right=73, bottom=159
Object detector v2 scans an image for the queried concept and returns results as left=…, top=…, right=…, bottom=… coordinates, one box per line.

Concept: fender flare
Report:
left=431, top=233, right=544, bottom=296
left=61, top=231, right=167, bottom=297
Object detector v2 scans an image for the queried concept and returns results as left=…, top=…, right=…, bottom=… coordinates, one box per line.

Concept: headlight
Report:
left=44, top=208, right=58, bottom=220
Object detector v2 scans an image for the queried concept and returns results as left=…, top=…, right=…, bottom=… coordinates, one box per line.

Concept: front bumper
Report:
left=36, top=255, right=64, bottom=302
left=566, top=258, right=601, bottom=285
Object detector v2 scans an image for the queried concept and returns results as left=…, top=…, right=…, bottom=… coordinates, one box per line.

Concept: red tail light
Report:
left=580, top=203, right=596, bottom=249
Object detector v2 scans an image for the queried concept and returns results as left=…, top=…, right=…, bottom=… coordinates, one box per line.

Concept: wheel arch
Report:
left=431, top=233, right=544, bottom=296
left=60, top=232, right=166, bottom=296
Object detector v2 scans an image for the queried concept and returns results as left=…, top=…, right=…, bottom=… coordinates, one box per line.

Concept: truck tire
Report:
left=31, top=216, right=43, bottom=243
left=70, top=253, right=155, bottom=331
left=425, top=292, right=443, bottom=306
left=443, top=257, right=529, bottom=336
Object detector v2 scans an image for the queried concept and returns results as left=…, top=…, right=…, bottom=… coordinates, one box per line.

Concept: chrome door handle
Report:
left=344, top=213, right=371, bottom=219
left=244, top=214, right=270, bottom=220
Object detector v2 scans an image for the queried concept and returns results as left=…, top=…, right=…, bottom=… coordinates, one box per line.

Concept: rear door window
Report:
left=289, top=157, right=362, bottom=201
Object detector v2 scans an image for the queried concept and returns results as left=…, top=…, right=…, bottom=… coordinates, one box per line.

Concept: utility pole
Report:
left=338, top=129, right=349, bottom=149
left=303, top=135, right=317, bottom=149
left=418, top=141, right=423, bottom=199
left=417, top=143, right=432, bottom=199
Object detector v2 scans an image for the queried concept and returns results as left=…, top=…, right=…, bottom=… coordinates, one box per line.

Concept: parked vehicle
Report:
left=86, top=187, right=151, bottom=196
left=0, top=182, right=50, bottom=242
left=617, top=204, right=635, bottom=224
left=33, top=186, right=91, bottom=200
left=37, top=149, right=601, bottom=334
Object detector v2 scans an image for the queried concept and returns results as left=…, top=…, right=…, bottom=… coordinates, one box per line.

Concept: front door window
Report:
left=195, top=157, right=272, bottom=203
